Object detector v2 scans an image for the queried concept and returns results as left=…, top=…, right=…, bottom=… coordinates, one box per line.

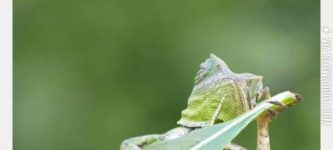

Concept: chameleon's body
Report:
left=178, top=76, right=253, bottom=127
left=120, top=54, right=269, bottom=150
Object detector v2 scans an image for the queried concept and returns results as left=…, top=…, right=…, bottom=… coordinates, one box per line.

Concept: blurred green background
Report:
left=14, top=0, right=319, bottom=149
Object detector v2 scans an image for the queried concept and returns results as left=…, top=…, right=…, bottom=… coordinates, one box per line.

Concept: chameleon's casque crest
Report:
left=177, top=54, right=264, bottom=127
left=194, top=54, right=232, bottom=85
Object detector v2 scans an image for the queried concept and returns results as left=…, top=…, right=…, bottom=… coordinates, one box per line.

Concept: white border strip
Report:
left=321, top=0, right=333, bottom=149
left=0, top=0, right=13, bottom=149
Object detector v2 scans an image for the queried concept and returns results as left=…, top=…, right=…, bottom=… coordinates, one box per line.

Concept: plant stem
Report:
left=257, top=115, right=271, bottom=150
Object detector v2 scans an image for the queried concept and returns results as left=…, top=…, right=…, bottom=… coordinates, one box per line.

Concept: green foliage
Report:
left=143, top=92, right=300, bottom=150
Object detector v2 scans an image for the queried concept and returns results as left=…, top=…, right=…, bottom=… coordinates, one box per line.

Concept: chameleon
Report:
left=120, top=54, right=283, bottom=150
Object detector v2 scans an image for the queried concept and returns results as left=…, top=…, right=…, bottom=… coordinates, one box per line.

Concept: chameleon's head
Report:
left=178, top=54, right=266, bottom=127
left=194, top=54, right=233, bottom=84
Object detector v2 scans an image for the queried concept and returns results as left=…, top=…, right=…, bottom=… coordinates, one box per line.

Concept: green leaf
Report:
left=143, top=91, right=301, bottom=150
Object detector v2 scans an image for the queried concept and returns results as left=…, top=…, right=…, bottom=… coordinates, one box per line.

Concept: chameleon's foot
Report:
left=266, top=109, right=278, bottom=121
left=263, top=99, right=288, bottom=121
left=266, top=99, right=287, bottom=112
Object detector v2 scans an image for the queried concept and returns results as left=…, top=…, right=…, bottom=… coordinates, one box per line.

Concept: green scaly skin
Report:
left=178, top=80, right=251, bottom=127
left=120, top=54, right=268, bottom=150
